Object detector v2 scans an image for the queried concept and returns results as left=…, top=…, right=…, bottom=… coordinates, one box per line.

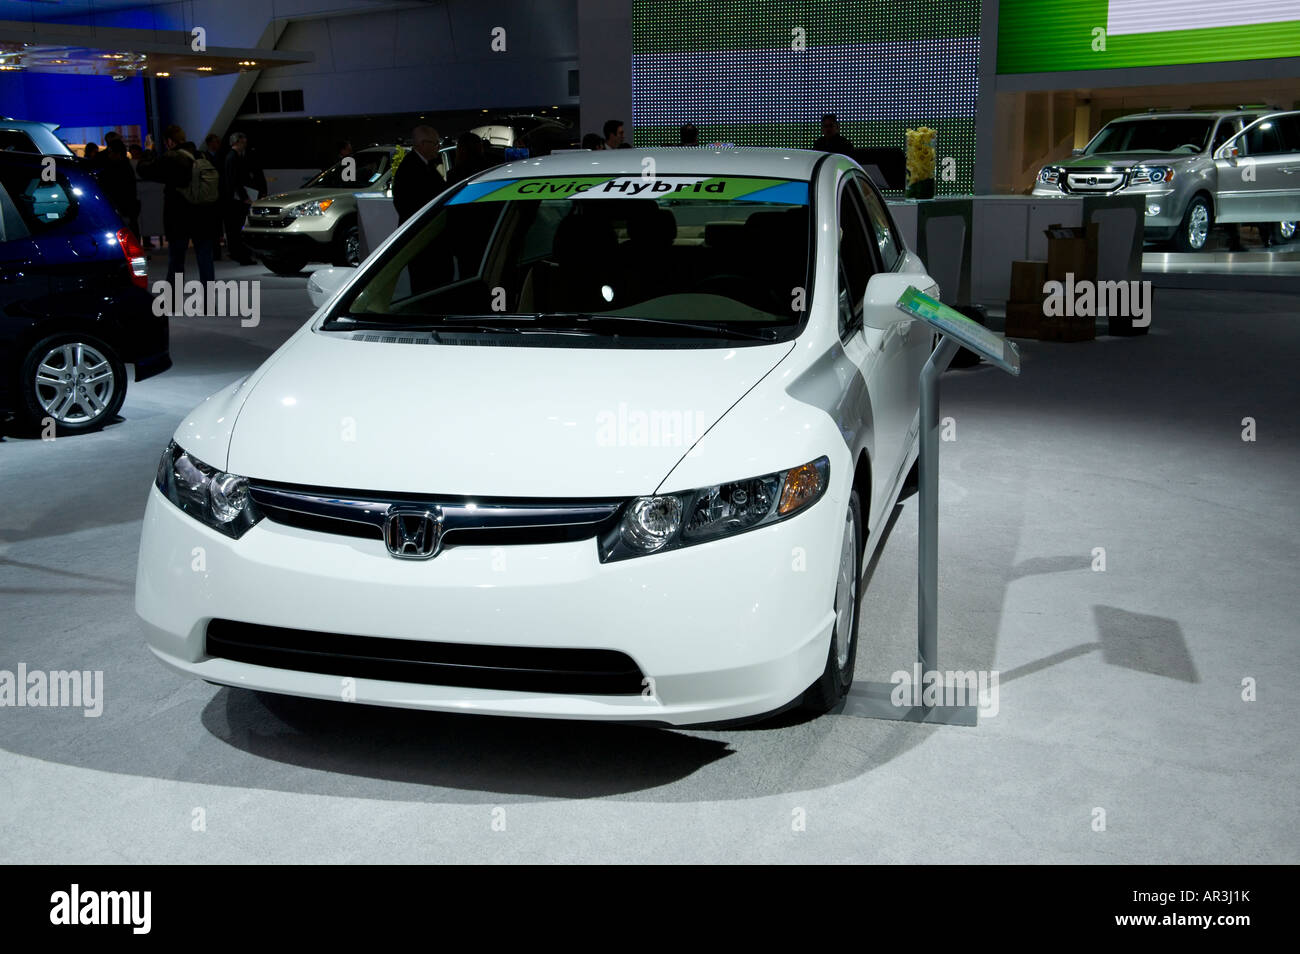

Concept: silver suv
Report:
left=1032, top=109, right=1300, bottom=252
left=243, top=146, right=400, bottom=275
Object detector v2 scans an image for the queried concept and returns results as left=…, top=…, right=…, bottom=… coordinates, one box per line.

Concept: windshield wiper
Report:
left=320, top=315, right=596, bottom=335
left=323, top=313, right=781, bottom=341
left=527, top=313, right=781, bottom=342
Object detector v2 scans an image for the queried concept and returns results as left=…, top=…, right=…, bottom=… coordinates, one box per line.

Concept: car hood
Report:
left=1055, top=152, right=1193, bottom=169
left=223, top=329, right=795, bottom=497
left=255, top=184, right=379, bottom=207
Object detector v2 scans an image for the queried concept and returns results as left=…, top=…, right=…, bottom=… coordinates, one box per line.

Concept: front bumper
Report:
left=1030, top=184, right=1182, bottom=235
left=135, top=480, right=845, bottom=726
left=241, top=230, right=333, bottom=259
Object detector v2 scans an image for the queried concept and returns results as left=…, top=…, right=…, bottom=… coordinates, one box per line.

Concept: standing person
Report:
left=582, top=133, right=605, bottom=151
left=136, top=124, right=221, bottom=284
left=203, top=135, right=226, bottom=258
left=83, top=142, right=100, bottom=161
left=812, top=114, right=854, bottom=155
left=391, top=125, right=445, bottom=224
left=603, top=119, right=626, bottom=150
left=202, top=134, right=222, bottom=167
left=334, top=139, right=352, bottom=168
left=222, top=132, right=257, bottom=266
left=679, top=123, right=699, bottom=146
left=96, top=139, right=140, bottom=240
left=447, top=132, right=490, bottom=186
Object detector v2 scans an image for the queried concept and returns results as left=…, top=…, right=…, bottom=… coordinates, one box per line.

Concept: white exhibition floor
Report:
left=1, top=261, right=1296, bottom=863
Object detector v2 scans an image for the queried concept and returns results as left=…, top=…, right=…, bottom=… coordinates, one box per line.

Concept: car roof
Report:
left=476, top=147, right=828, bottom=183
left=1110, top=110, right=1274, bottom=122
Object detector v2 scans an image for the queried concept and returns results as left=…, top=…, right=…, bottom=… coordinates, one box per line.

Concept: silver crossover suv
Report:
left=1033, top=110, right=1300, bottom=251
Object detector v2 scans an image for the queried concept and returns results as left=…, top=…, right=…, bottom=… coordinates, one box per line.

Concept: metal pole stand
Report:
left=846, top=335, right=978, bottom=725
left=841, top=285, right=1019, bottom=725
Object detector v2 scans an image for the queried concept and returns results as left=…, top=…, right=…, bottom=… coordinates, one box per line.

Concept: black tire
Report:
left=1262, top=221, right=1298, bottom=247
left=16, top=333, right=127, bottom=436
left=1172, top=195, right=1213, bottom=252
left=332, top=219, right=361, bottom=267
left=802, top=489, right=863, bottom=714
left=262, top=255, right=308, bottom=276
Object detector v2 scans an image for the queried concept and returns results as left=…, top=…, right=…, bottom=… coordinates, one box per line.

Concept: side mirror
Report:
left=307, top=266, right=357, bottom=309
left=1071, top=148, right=1084, bottom=156
left=863, top=272, right=934, bottom=330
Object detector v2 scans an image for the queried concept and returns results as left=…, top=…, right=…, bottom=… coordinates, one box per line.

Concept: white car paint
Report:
left=136, top=147, right=938, bottom=726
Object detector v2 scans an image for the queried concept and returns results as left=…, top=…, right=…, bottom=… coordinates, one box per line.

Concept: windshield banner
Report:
left=448, top=176, right=809, bottom=205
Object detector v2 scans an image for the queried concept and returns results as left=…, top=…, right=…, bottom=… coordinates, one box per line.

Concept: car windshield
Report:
left=1085, top=118, right=1214, bottom=155
left=304, top=149, right=392, bottom=188
left=332, top=173, right=812, bottom=339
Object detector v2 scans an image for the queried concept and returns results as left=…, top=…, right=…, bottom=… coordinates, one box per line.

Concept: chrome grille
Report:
left=1063, top=170, right=1126, bottom=194
left=247, top=481, right=623, bottom=548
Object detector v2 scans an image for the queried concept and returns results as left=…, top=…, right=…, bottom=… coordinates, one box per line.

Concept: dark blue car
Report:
left=0, top=151, right=169, bottom=435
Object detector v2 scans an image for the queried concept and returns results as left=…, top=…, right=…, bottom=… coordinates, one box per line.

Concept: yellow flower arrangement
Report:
left=905, top=127, right=937, bottom=199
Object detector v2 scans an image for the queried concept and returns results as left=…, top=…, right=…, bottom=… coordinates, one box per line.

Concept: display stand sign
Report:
left=847, top=287, right=1019, bottom=726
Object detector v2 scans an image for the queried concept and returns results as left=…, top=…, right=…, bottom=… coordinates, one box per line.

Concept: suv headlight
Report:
left=155, top=441, right=262, bottom=539
left=599, top=457, right=829, bottom=562
left=1130, top=166, right=1175, bottom=185
left=286, top=198, right=335, bottom=218
left=1038, top=166, right=1060, bottom=184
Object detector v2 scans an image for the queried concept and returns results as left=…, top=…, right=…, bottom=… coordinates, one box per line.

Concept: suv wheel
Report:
left=18, top=334, right=126, bottom=435
left=333, top=221, right=361, bottom=267
left=1173, top=196, right=1212, bottom=252
left=1264, top=221, right=1297, bottom=247
left=262, top=255, right=308, bottom=276
left=802, top=489, right=862, bottom=714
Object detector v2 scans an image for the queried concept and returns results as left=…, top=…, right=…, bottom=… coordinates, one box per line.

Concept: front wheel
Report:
left=333, top=221, right=361, bottom=267
left=1172, top=196, right=1212, bottom=252
left=17, top=334, right=126, bottom=435
left=802, top=489, right=863, bottom=714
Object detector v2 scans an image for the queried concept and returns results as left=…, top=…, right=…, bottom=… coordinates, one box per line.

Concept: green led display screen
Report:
left=999, top=0, right=1300, bottom=74
left=631, top=0, right=982, bottom=195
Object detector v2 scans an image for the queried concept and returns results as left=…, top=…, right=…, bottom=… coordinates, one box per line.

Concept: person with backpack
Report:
left=137, top=124, right=221, bottom=283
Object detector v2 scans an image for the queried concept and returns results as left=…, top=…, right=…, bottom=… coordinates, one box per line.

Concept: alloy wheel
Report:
left=834, top=509, right=857, bottom=670
left=34, top=342, right=117, bottom=425
left=1188, top=204, right=1209, bottom=249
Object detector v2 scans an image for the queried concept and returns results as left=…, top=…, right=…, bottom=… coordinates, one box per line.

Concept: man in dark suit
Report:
left=812, top=114, right=855, bottom=156
left=222, top=132, right=257, bottom=265
left=392, top=125, right=445, bottom=224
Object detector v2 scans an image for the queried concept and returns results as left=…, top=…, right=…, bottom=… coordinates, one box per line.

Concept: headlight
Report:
left=1038, top=166, right=1059, bottom=184
left=286, top=198, right=334, bottom=218
left=599, top=457, right=829, bottom=562
left=155, top=441, right=261, bottom=539
left=1131, top=165, right=1175, bottom=185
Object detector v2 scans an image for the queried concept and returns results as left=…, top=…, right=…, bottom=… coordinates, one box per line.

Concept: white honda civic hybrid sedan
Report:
left=136, top=147, right=936, bottom=726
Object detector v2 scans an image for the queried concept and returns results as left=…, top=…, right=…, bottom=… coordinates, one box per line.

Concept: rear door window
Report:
left=0, top=167, right=79, bottom=232
left=1275, top=114, right=1300, bottom=154
left=0, top=130, right=40, bottom=153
